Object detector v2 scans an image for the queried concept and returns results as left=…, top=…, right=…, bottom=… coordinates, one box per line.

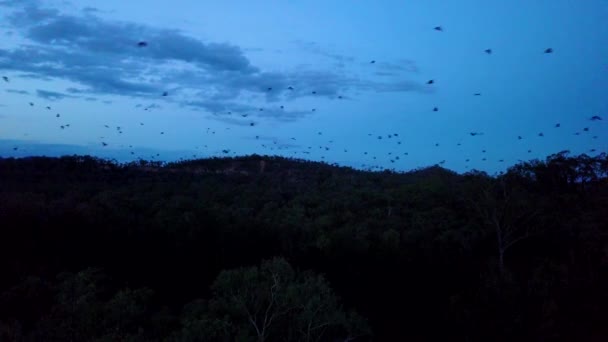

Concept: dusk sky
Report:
left=1, top=0, right=606, bottom=173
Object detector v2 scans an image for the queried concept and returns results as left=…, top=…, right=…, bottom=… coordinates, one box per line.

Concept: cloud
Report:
left=5, top=3, right=255, bottom=72
left=293, top=40, right=356, bottom=64
left=378, top=60, right=419, bottom=73
left=0, top=2, right=254, bottom=99
left=186, top=99, right=251, bottom=114
left=36, top=89, right=78, bottom=100
left=65, top=87, right=87, bottom=94
left=367, top=60, right=419, bottom=76
left=0, top=139, right=93, bottom=156
left=211, top=116, right=257, bottom=127
left=0, top=1, right=425, bottom=125
left=186, top=99, right=315, bottom=122
left=362, top=80, right=430, bottom=93
left=82, top=6, right=100, bottom=14
left=5, top=89, right=29, bottom=95
left=0, top=138, right=201, bottom=163
left=256, top=108, right=315, bottom=122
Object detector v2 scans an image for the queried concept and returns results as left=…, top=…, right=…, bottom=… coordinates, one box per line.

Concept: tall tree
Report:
left=466, top=173, right=541, bottom=277
left=206, top=258, right=369, bottom=342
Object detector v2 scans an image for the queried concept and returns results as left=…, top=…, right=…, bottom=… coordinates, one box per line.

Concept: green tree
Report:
left=466, top=173, right=541, bottom=277
left=204, top=258, right=370, bottom=342
left=39, top=268, right=106, bottom=341
left=98, top=287, right=153, bottom=341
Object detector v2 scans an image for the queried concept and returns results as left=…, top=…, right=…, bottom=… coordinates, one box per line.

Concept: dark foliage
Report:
left=0, top=152, right=607, bottom=341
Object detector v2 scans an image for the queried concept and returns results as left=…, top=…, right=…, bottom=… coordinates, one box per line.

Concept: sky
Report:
left=0, top=0, right=606, bottom=173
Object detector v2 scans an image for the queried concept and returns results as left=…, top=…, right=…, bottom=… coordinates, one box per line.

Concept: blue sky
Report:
left=0, top=0, right=606, bottom=173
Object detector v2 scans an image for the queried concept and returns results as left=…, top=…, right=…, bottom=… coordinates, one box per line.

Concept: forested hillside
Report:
left=1, top=153, right=607, bottom=341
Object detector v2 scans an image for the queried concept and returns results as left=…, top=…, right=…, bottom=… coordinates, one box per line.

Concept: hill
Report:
left=0, top=152, right=607, bottom=341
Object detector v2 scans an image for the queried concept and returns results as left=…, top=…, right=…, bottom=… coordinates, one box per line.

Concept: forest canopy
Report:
left=0, top=152, right=607, bottom=341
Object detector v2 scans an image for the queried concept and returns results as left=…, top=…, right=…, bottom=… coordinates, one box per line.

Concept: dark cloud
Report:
left=187, top=99, right=314, bottom=122
left=185, top=99, right=253, bottom=115
left=377, top=60, right=419, bottom=73
left=366, top=60, right=420, bottom=77
left=0, top=0, right=37, bottom=8
left=36, top=89, right=78, bottom=100
left=5, top=89, right=29, bottom=95
left=0, top=2, right=253, bottom=99
left=82, top=6, right=100, bottom=14
left=0, top=46, right=162, bottom=96
left=256, top=108, right=314, bottom=122
left=295, top=40, right=420, bottom=77
left=66, top=88, right=87, bottom=94
left=5, top=3, right=255, bottom=73
left=293, top=40, right=356, bottom=64
left=0, top=1, right=425, bottom=125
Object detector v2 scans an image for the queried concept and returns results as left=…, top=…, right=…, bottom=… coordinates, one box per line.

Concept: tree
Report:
left=100, top=287, right=153, bottom=341
left=205, top=258, right=370, bottom=342
left=466, top=173, right=541, bottom=277
left=39, top=268, right=106, bottom=341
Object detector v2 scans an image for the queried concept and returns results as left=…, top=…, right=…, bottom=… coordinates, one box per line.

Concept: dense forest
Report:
left=0, top=152, right=607, bottom=341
